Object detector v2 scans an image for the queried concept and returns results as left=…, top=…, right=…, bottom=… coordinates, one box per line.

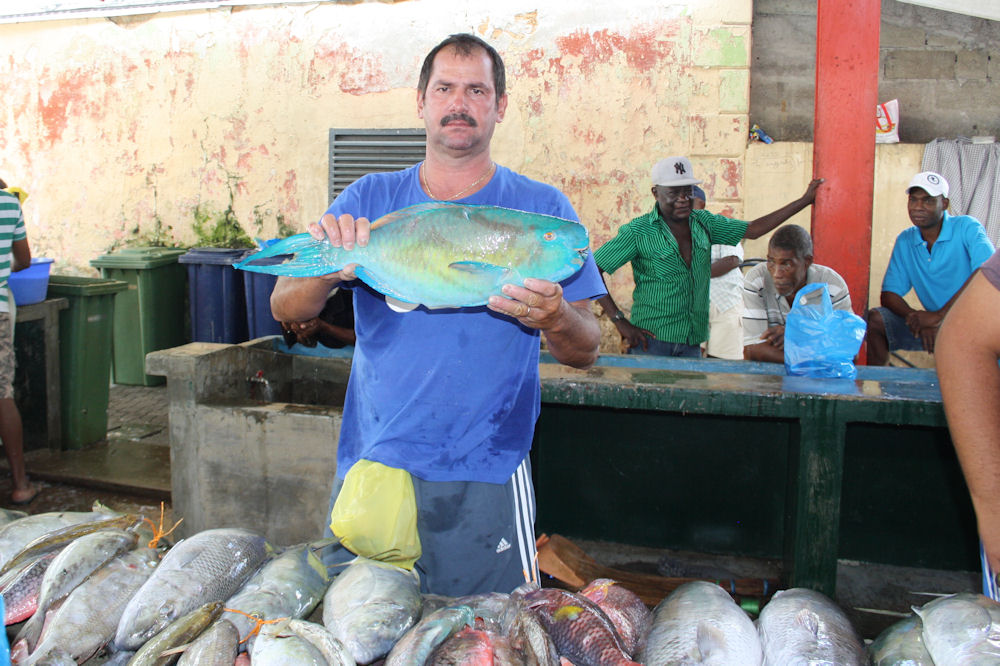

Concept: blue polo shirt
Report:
left=882, top=211, right=995, bottom=312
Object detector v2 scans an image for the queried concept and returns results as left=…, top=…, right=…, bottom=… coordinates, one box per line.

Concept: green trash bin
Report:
left=90, top=247, right=188, bottom=386
left=47, top=275, right=128, bottom=449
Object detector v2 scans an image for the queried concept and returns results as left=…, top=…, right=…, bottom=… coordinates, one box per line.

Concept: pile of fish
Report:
left=0, top=503, right=991, bottom=665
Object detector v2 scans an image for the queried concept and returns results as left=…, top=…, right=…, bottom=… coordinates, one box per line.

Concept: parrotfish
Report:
left=235, top=202, right=590, bottom=309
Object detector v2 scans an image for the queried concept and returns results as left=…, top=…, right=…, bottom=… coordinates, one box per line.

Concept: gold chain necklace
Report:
left=421, top=161, right=495, bottom=201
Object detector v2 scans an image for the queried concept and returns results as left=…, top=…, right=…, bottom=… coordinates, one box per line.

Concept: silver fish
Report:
left=756, top=587, right=865, bottom=666
left=114, top=528, right=271, bottom=651
left=288, top=619, right=357, bottom=666
left=915, top=592, right=1000, bottom=665
left=639, top=580, right=761, bottom=665
left=20, top=547, right=160, bottom=665
left=176, top=618, right=239, bottom=666
left=250, top=618, right=328, bottom=665
left=127, top=600, right=225, bottom=666
left=506, top=605, right=561, bottom=666
left=16, top=528, right=139, bottom=651
left=322, top=556, right=422, bottom=664
left=385, top=604, right=476, bottom=666
left=0, top=514, right=140, bottom=577
left=0, top=503, right=119, bottom=569
left=220, top=541, right=331, bottom=649
left=868, top=613, right=933, bottom=665
left=0, top=508, right=27, bottom=529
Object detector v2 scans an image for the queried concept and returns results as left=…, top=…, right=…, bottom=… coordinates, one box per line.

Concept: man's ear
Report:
left=804, top=254, right=814, bottom=268
left=416, top=90, right=424, bottom=119
left=496, top=93, right=508, bottom=122
left=941, top=196, right=950, bottom=211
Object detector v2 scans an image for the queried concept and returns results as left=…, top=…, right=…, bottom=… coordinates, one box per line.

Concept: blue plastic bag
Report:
left=784, top=283, right=867, bottom=379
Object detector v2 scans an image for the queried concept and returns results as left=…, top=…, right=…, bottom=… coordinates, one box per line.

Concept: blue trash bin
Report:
left=241, top=252, right=291, bottom=340
left=178, top=248, right=249, bottom=344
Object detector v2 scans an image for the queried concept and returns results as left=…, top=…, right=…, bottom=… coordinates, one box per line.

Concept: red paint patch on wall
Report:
left=720, top=159, right=742, bottom=199
left=308, top=42, right=390, bottom=96
left=38, top=71, right=90, bottom=145
left=555, top=23, right=681, bottom=75
left=281, top=170, right=300, bottom=216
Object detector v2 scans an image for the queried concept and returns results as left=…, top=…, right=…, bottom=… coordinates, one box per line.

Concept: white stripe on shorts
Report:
left=512, top=458, right=538, bottom=585
left=983, top=542, right=1000, bottom=601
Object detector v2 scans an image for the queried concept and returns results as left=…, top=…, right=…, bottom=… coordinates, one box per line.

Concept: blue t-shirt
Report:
left=882, top=211, right=995, bottom=312
left=327, top=163, right=606, bottom=483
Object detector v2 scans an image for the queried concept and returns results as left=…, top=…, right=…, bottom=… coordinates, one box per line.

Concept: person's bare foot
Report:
left=11, top=483, right=39, bottom=505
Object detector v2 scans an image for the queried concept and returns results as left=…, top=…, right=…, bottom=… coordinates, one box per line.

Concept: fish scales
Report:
left=113, top=528, right=271, bottom=651
left=756, top=587, right=865, bottom=665
left=520, top=587, right=638, bottom=666
left=0, top=514, right=140, bottom=577
left=220, top=541, right=330, bottom=649
left=126, top=600, right=224, bottom=666
left=177, top=619, right=239, bottom=666
left=0, top=505, right=119, bottom=570
left=428, top=626, right=524, bottom=665
left=16, top=528, right=139, bottom=651
left=579, top=578, right=651, bottom=658
left=2, top=553, right=57, bottom=625
left=638, top=580, right=762, bottom=665
left=19, top=547, right=160, bottom=666
left=916, top=592, right=1000, bottom=664
left=236, top=202, right=590, bottom=308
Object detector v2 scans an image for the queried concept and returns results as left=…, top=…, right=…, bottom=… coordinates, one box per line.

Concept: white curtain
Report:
left=921, top=138, right=1000, bottom=246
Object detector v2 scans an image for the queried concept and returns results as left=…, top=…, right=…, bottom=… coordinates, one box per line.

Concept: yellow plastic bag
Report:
left=330, top=459, right=421, bottom=569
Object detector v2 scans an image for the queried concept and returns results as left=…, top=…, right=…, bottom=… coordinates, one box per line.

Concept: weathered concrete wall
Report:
left=751, top=0, right=1000, bottom=142
left=0, top=0, right=753, bottom=283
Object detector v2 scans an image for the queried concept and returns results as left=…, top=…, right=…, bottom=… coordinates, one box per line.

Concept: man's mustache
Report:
left=441, top=113, right=477, bottom=127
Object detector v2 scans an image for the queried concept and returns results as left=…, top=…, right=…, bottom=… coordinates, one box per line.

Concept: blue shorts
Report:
left=628, top=338, right=703, bottom=358
left=323, top=457, right=538, bottom=597
left=872, top=307, right=925, bottom=352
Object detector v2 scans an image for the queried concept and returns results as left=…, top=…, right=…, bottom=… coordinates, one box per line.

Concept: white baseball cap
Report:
left=907, top=171, right=949, bottom=198
left=652, top=156, right=702, bottom=187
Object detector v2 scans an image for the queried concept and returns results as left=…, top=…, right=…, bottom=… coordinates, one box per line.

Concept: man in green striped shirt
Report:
left=594, top=156, right=823, bottom=356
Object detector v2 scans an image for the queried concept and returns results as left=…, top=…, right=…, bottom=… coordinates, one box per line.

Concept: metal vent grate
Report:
left=328, top=128, right=426, bottom=203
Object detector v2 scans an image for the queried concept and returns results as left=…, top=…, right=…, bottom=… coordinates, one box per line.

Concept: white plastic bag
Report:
left=876, top=99, right=899, bottom=144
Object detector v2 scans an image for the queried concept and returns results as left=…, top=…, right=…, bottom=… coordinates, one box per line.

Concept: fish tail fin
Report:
left=13, top=611, right=42, bottom=654
left=235, top=233, right=342, bottom=277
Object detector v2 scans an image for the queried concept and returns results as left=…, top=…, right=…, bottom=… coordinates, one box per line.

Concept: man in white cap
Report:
left=593, top=155, right=822, bottom=356
left=866, top=171, right=995, bottom=365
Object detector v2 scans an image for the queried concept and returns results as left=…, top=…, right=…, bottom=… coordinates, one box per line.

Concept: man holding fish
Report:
left=270, top=34, right=605, bottom=596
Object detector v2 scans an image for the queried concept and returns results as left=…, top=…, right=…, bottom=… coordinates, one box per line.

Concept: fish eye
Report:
left=543, top=231, right=556, bottom=241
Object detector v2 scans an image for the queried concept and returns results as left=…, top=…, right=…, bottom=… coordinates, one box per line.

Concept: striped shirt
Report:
left=742, top=262, right=852, bottom=345
left=0, top=191, right=27, bottom=313
left=594, top=206, right=747, bottom=344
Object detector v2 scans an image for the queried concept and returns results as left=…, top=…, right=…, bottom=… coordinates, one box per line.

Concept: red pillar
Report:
left=811, top=0, right=881, bottom=327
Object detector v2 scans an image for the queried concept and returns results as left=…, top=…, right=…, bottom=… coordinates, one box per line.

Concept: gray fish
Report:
left=756, top=587, right=865, bottom=666
left=19, top=547, right=160, bottom=666
left=176, top=618, right=240, bottom=666
left=915, top=592, right=1000, bottom=665
left=385, top=604, right=476, bottom=665
left=0, top=508, right=27, bottom=529
left=127, top=600, right=225, bottom=666
left=250, top=618, right=328, bottom=665
left=288, top=619, right=357, bottom=666
left=868, top=613, right=933, bottom=665
left=16, top=528, right=139, bottom=651
left=114, top=528, right=271, bottom=651
left=322, top=556, right=422, bottom=664
left=0, top=514, right=140, bottom=577
left=638, top=580, right=761, bottom=665
left=220, top=541, right=331, bottom=649
left=0, top=503, right=119, bottom=569
left=506, top=605, right=561, bottom=666
left=31, top=648, right=75, bottom=665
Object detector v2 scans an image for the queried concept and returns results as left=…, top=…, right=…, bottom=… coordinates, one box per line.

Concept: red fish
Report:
left=579, top=578, right=651, bottom=657
left=429, top=626, right=524, bottom=665
left=2, top=553, right=57, bottom=625
left=521, top=588, right=639, bottom=666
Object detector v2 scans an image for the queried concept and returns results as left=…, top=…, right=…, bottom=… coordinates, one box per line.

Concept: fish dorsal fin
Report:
left=448, top=261, right=509, bottom=278
left=371, top=202, right=454, bottom=231
left=385, top=296, right=420, bottom=313
left=695, top=621, right=726, bottom=659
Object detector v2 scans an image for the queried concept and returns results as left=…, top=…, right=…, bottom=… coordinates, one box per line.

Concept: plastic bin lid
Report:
left=48, top=274, right=129, bottom=296
left=90, top=247, right=187, bottom=270
left=178, top=247, right=253, bottom=265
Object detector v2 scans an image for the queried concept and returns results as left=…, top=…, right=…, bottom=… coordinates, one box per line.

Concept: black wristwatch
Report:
left=612, top=311, right=626, bottom=322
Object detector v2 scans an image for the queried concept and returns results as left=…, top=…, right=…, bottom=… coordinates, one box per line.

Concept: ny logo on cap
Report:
left=674, top=162, right=687, bottom=175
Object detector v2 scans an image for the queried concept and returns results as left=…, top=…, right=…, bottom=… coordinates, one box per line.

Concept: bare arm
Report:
left=10, top=239, right=30, bottom=273
left=270, top=213, right=369, bottom=322
left=489, top=279, right=600, bottom=369
left=743, top=328, right=786, bottom=363
left=744, top=179, right=824, bottom=240
left=596, top=280, right=653, bottom=352
left=882, top=271, right=977, bottom=353
left=937, top=269, right=1000, bottom=571
left=710, top=255, right=741, bottom=278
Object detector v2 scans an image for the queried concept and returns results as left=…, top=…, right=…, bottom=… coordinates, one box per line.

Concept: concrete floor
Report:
left=0, top=381, right=981, bottom=642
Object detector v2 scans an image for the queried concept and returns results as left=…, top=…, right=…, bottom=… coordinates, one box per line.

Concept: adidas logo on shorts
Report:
left=496, top=537, right=511, bottom=554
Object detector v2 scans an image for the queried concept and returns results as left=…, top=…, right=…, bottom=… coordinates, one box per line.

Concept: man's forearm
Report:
left=544, top=300, right=601, bottom=369
left=744, top=341, right=783, bottom=363
left=271, top=275, right=339, bottom=322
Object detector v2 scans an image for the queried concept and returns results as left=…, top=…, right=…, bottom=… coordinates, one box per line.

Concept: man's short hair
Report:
left=417, top=34, right=506, bottom=103
left=769, top=224, right=813, bottom=258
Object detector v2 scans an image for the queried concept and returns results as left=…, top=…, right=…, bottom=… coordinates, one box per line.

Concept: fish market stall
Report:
left=147, top=339, right=974, bottom=599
